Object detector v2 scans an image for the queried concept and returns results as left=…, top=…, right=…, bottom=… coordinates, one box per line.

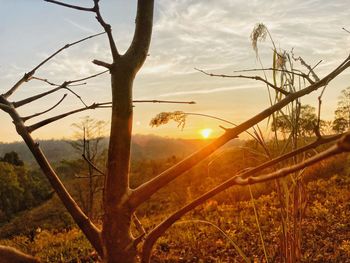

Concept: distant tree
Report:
left=0, top=163, right=23, bottom=220
left=69, top=116, right=107, bottom=219
left=1, top=151, right=24, bottom=166
left=333, top=87, right=350, bottom=133
left=272, top=104, right=319, bottom=137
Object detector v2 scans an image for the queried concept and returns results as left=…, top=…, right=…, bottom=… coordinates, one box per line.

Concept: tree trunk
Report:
left=101, top=62, right=137, bottom=262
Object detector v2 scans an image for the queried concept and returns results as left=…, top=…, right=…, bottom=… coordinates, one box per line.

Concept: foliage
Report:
left=271, top=104, right=320, bottom=137
left=0, top=162, right=51, bottom=223
left=1, top=159, right=349, bottom=262
left=333, top=87, right=350, bottom=133
left=1, top=151, right=24, bottom=166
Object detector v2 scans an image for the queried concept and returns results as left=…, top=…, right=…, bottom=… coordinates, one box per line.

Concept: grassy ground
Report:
left=1, top=171, right=349, bottom=262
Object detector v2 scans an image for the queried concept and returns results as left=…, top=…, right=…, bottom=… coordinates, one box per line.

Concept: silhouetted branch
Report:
left=129, top=55, right=350, bottom=209
left=92, top=59, right=112, bottom=69
left=195, top=68, right=290, bottom=95
left=343, top=27, right=350, bottom=34
left=13, top=70, right=108, bottom=108
left=31, top=76, right=87, bottom=87
left=141, top=133, right=344, bottom=262
left=30, top=76, right=60, bottom=86
left=0, top=103, right=12, bottom=112
left=46, top=0, right=119, bottom=59
left=27, top=103, right=104, bottom=133
left=291, top=50, right=320, bottom=82
left=68, top=69, right=109, bottom=84
left=82, top=153, right=105, bottom=176
left=44, top=0, right=94, bottom=11
left=232, top=67, right=313, bottom=84
left=93, top=0, right=119, bottom=59
left=22, top=94, right=67, bottom=121
left=13, top=83, right=67, bottom=108
left=2, top=32, right=105, bottom=99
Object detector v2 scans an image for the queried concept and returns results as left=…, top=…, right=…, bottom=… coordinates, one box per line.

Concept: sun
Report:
left=200, top=128, right=213, bottom=139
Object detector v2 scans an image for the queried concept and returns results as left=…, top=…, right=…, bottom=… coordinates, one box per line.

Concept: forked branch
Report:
left=45, top=0, right=119, bottom=59
left=13, top=70, right=108, bottom=108
left=21, top=94, right=68, bottom=121
left=27, top=103, right=104, bottom=133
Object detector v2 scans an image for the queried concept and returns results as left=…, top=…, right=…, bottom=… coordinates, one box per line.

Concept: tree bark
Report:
left=100, top=1, right=154, bottom=261
left=101, top=61, right=136, bottom=262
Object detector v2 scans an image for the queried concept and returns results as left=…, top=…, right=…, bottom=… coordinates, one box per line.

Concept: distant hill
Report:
left=0, top=135, right=242, bottom=164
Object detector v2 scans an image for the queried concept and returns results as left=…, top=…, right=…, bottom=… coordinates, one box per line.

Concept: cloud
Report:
left=64, top=18, right=97, bottom=34
left=158, top=84, right=260, bottom=98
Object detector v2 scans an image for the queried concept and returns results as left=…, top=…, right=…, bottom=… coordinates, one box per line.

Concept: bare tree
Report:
left=70, top=116, right=107, bottom=219
left=0, top=1, right=349, bottom=262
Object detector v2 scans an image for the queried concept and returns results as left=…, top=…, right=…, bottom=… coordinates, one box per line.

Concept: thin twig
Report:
left=291, top=50, right=320, bottom=82
left=232, top=67, right=313, bottom=84
left=27, top=103, right=103, bottom=132
left=31, top=76, right=87, bottom=87
left=21, top=94, right=68, bottom=121
left=44, top=0, right=94, bottom=11
left=13, top=70, right=108, bottom=108
left=93, top=0, right=119, bottom=59
left=342, top=27, right=350, bottom=34
left=2, top=32, right=105, bottom=98
left=195, top=68, right=289, bottom=95
left=68, top=70, right=109, bottom=84
left=82, top=154, right=105, bottom=176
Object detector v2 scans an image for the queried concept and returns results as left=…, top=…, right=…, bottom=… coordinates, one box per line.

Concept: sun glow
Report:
left=200, top=128, right=213, bottom=139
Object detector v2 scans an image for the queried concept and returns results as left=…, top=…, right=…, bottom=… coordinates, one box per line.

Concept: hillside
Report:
left=0, top=135, right=242, bottom=164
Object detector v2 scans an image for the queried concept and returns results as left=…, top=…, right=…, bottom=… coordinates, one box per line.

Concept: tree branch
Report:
left=2, top=32, right=105, bottom=99
left=22, top=94, right=67, bottom=121
left=82, top=153, right=105, bottom=176
left=13, top=70, right=108, bottom=108
left=342, top=27, right=350, bottom=34
left=232, top=67, right=314, bottom=84
left=44, top=0, right=94, bottom=11
left=1, top=102, right=103, bottom=255
left=195, top=68, right=290, bottom=95
left=92, top=59, right=112, bottom=69
left=124, top=0, right=155, bottom=71
left=291, top=50, right=320, bottom=82
left=93, top=0, right=119, bottom=60
left=129, top=55, right=350, bottom=209
left=140, top=133, right=344, bottom=262
left=27, top=103, right=103, bottom=133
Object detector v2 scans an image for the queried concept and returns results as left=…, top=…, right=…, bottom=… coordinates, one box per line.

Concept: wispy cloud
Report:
left=64, top=18, right=97, bottom=34
left=159, top=84, right=260, bottom=98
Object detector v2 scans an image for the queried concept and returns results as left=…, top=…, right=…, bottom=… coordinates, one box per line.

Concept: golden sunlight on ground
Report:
left=200, top=128, right=213, bottom=139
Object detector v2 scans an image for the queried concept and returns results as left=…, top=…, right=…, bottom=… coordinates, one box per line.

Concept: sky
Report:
left=0, top=0, right=349, bottom=142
